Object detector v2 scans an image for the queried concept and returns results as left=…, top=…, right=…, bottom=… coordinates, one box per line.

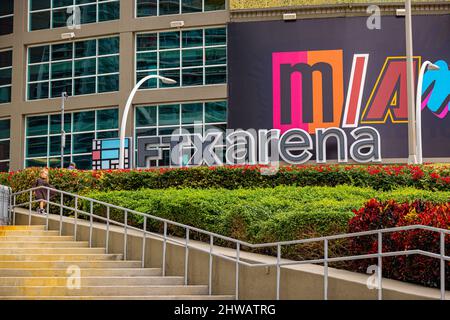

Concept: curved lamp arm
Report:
left=415, top=61, right=439, bottom=165
left=119, top=75, right=176, bottom=169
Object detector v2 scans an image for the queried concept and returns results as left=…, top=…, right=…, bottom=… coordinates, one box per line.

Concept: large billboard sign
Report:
left=227, top=15, right=450, bottom=161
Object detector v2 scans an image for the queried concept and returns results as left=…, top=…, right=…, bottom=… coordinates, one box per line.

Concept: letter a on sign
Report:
left=361, top=57, right=420, bottom=124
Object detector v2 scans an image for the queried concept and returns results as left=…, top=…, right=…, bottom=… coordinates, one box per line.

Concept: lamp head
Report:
left=427, top=63, right=440, bottom=71
left=160, top=76, right=177, bottom=85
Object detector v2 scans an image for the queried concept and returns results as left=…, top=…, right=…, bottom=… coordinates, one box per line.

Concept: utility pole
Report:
left=61, top=92, right=68, bottom=169
left=405, top=0, right=417, bottom=164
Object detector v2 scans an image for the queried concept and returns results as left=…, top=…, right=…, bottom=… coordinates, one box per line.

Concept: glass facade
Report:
left=0, top=49, right=12, bottom=104
left=0, top=0, right=14, bottom=36
left=29, top=0, right=120, bottom=31
left=27, top=36, right=120, bottom=100
left=135, top=101, right=227, bottom=167
left=0, top=119, right=10, bottom=172
left=136, top=27, right=227, bottom=89
left=136, top=0, right=226, bottom=17
left=25, top=108, right=118, bottom=169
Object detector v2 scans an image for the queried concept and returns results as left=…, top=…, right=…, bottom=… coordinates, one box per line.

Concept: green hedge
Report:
left=81, top=186, right=450, bottom=260
left=2, top=164, right=450, bottom=195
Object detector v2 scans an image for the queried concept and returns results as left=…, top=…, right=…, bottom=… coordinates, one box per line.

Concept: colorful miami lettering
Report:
left=272, top=49, right=448, bottom=131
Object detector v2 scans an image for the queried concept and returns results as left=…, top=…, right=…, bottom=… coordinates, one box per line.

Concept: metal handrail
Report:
left=10, top=186, right=449, bottom=300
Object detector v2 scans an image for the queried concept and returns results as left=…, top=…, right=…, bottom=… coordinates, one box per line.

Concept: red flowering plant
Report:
left=0, top=164, right=449, bottom=193
left=348, top=199, right=450, bottom=289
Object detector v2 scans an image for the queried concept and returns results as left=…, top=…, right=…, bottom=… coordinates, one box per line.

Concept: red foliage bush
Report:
left=348, top=199, right=450, bottom=289
left=1, top=164, right=450, bottom=193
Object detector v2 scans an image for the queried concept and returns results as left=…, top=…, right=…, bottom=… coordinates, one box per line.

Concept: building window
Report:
left=29, top=0, right=120, bottom=31
left=0, top=0, right=14, bottom=36
left=136, top=27, right=226, bottom=89
left=0, top=49, right=12, bottom=104
left=136, top=0, right=225, bottom=17
left=25, top=107, right=119, bottom=169
left=27, top=36, right=120, bottom=100
left=135, top=100, right=227, bottom=167
left=0, top=119, right=10, bottom=172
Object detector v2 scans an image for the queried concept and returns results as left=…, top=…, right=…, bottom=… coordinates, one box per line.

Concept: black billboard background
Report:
left=227, top=15, right=450, bottom=159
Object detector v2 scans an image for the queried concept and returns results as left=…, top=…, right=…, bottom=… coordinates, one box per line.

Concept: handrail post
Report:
left=74, top=196, right=78, bottom=241
left=235, top=243, right=240, bottom=300
left=185, top=228, right=189, bottom=285
left=440, top=232, right=446, bottom=300
left=89, top=201, right=93, bottom=248
left=123, top=210, right=128, bottom=260
left=12, top=194, right=16, bottom=226
left=28, top=190, right=32, bottom=225
left=276, top=244, right=281, bottom=300
left=105, top=206, right=110, bottom=254
left=324, top=239, right=329, bottom=300
left=162, top=222, right=167, bottom=276
left=8, top=192, right=12, bottom=225
left=45, top=189, right=50, bottom=230
left=209, top=235, right=213, bottom=295
left=377, top=231, right=383, bottom=300
left=141, top=216, right=147, bottom=268
left=59, top=193, right=63, bottom=236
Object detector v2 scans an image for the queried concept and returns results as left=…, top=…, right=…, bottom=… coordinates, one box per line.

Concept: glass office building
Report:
left=0, top=0, right=228, bottom=170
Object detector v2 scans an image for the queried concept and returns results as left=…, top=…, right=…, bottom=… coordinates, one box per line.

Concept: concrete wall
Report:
left=13, top=208, right=449, bottom=300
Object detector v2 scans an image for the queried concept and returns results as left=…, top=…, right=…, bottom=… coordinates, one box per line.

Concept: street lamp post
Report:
left=405, top=0, right=417, bottom=164
left=119, top=75, right=177, bottom=169
left=415, top=61, right=440, bottom=164
left=60, top=92, right=68, bottom=169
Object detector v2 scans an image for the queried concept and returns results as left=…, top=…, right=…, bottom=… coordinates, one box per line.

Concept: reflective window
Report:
left=0, top=119, right=10, bottom=172
left=0, top=0, right=14, bottom=36
left=135, top=101, right=227, bottom=167
left=29, top=0, right=120, bottom=31
left=136, top=27, right=226, bottom=89
left=25, top=108, right=118, bottom=169
left=136, top=0, right=225, bottom=17
left=27, top=36, right=120, bottom=100
left=0, top=50, right=13, bottom=104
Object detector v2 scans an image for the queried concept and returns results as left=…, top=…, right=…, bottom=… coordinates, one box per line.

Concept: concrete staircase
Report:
left=0, top=225, right=233, bottom=300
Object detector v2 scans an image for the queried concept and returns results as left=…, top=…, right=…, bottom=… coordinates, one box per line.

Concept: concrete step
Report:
left=0, top=230, right=60, bottom=236
left=0, top=226, right=45, bottom=231
left=0, top=295, right=235, bottom=300
left=0, top=276, right=184, bottom=286
left=0, top=248, right=106, bottom=255
left=0, top=241, right=88, bottom=248
left=0, top=285, right=209, bottom=296
left=0, top=236, right=74, bottom=242
left=0, top=260, right=142, bottom=269
left=0, top=268, right=162, bottom=277
left=0, top=254, right=123, bottom=261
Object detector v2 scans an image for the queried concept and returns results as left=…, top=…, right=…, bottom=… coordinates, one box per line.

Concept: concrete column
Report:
left=9, top=0, right=27, bottom=171
left=118, top=0, right=136, bottom=142
left=118, top=32, right=135, bottom=139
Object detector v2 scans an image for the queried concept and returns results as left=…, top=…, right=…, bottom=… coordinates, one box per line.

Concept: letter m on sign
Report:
left=273, top=50, right=344, bottom=134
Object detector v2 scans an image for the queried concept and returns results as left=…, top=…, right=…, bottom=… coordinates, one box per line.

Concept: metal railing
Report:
left=0, top=185, right=11, bottom=225
left=9, top=186, right=450, bottom=300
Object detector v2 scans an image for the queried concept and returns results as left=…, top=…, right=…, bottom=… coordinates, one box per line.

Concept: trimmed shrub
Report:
left=80, top=186, right=450, bottom=263
left=348, top=199, right=450, bottom=290
left=2, top=164, right=450, bottom=194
